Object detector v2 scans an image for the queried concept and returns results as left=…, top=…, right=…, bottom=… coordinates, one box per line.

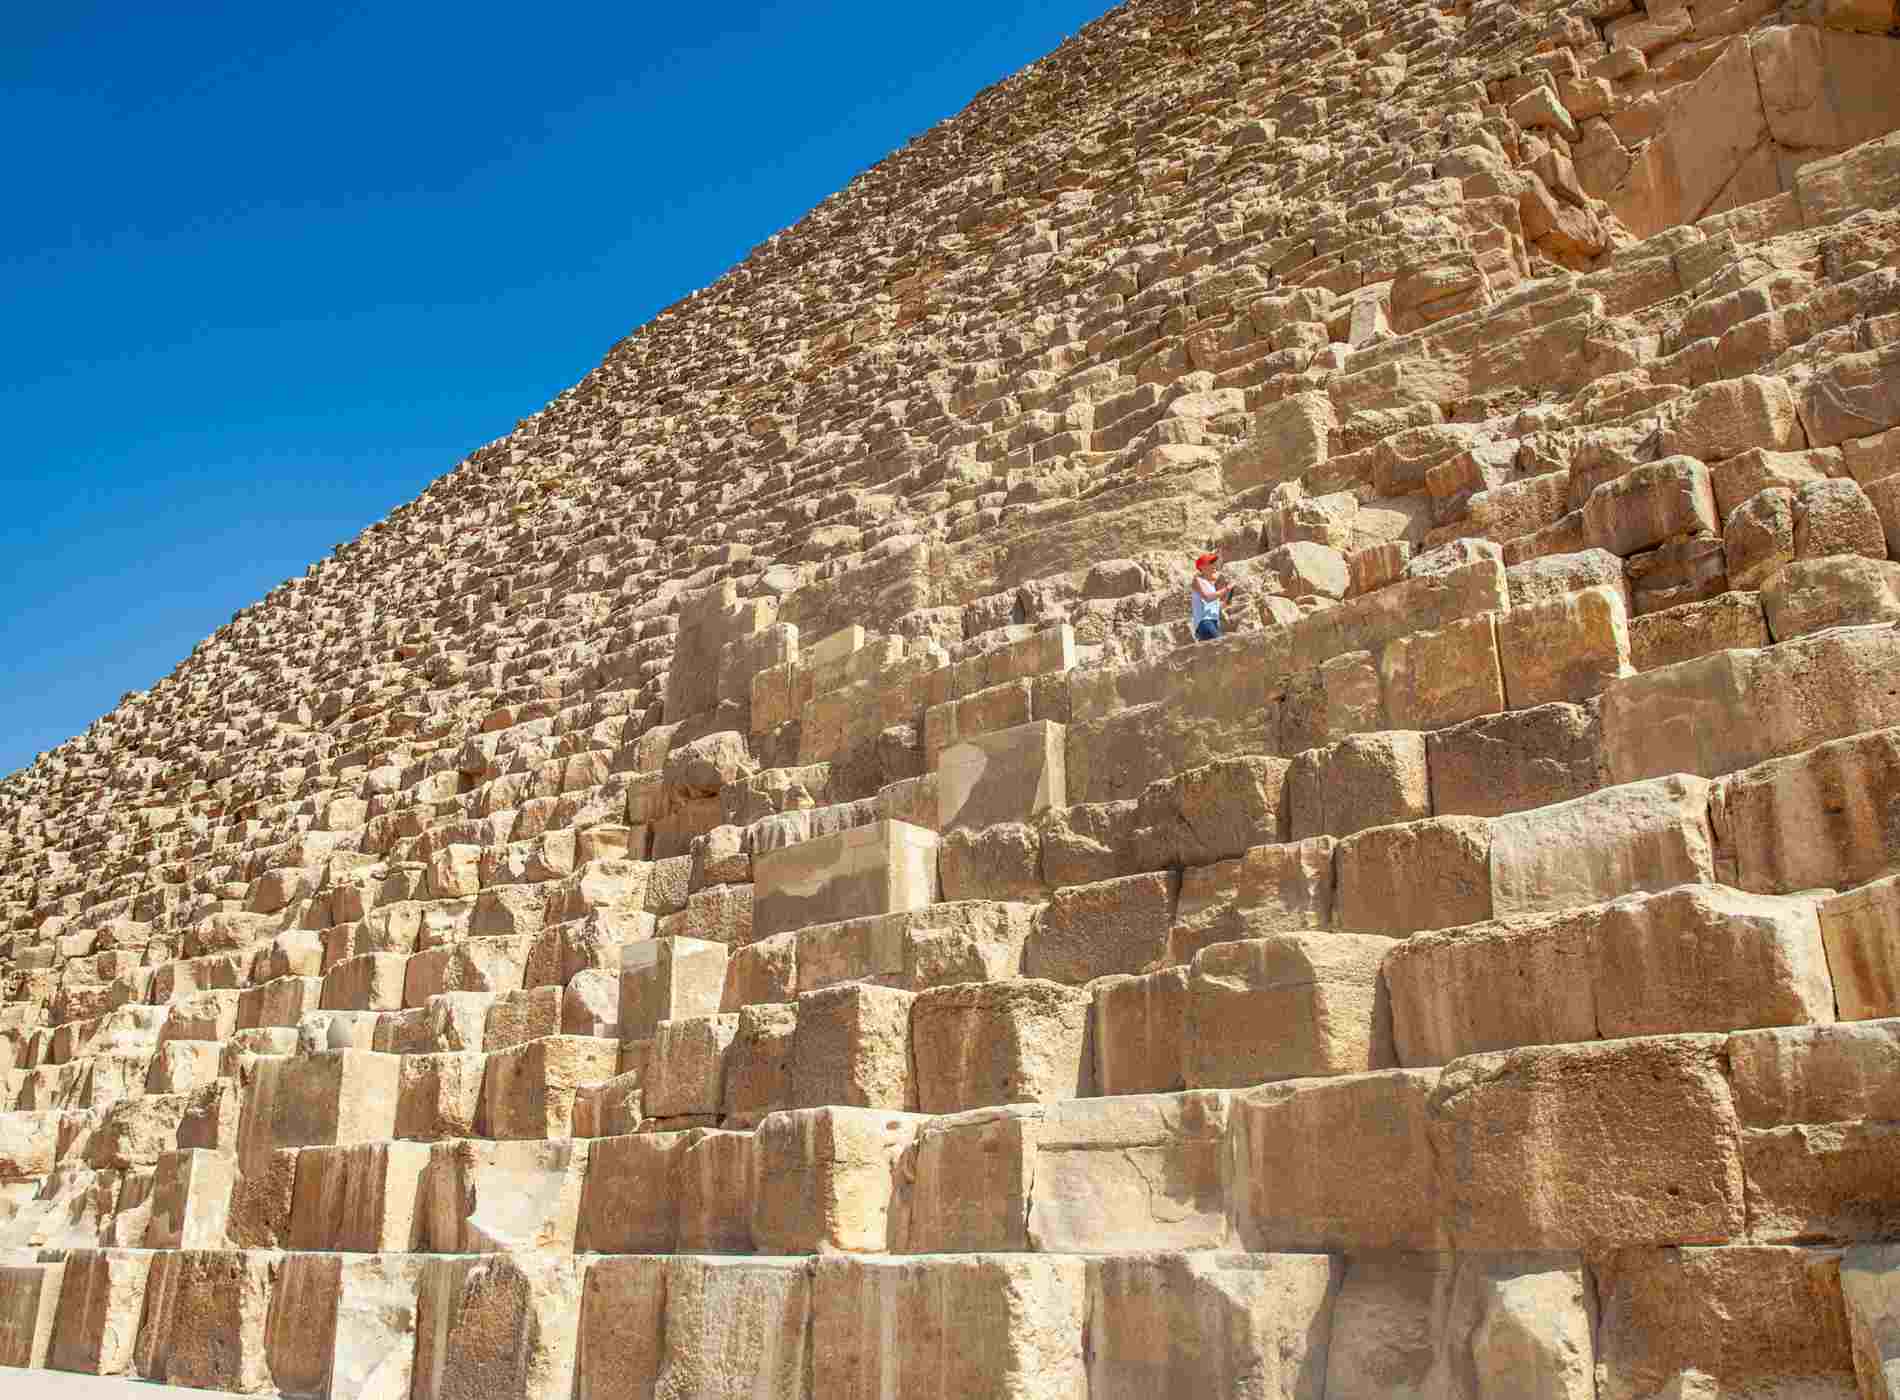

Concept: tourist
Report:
left=1190, top=551, right=1234, bottom=641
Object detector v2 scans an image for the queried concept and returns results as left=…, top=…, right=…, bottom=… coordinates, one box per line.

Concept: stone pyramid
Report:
left=6, top=0, right=1900, bottom=1393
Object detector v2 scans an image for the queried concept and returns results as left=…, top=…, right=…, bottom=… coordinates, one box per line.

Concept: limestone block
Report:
left=1603, top=625, right=1900, bottom=784
left=620, top=935, right=726, bottom=1044
left=1335, top=816, right=1493, bottom=936
left=1429, top=1034, right=1744, bottom=1248
left=723, top=933, right=796, bottom=1010
left=596, top=1256, right=812, bottom=1400
left=0, top=1108, right=58, bottom=1180
left=1426, top=702, right=1604, bottom=819
left=1872, top=474, right=1900, bottom=560
left=425, top=1138, right=588, bottom=1253
left=1845, top=1244, right=1900, bottom=1399
left=143, top=1146, right=236, bottom=1249
left=1725, top=485, right=1795, bottom=590
left=1025, top=1092, right=1230, bottom=1253
left=752, top=820, right=939, bottom=939
left=646, top=1013, right=739, bottom=1119
left=1226, top=391, right=1336, bottom=492
left=481, top=1034, right=617, bottom=1140
left=1728, top=1020, right=1900, bottom=1243
left=896, top=1105, right=1041, bottom=1252
left=1280, top=649, right=1382, bottom=752
left=1764, top=555, right=1900, bottom=639
left=562, top=969, right=619, bottom=1039
left=1796, top=476, right=1888, bottom=561
left=1184, top=933, right=1394, bottom=1088
left=811, top=1254, right=1088, bottom=1399
left=911, top=978, right=1092, bottom=1113
left=1261, top=541, right=1349, bottom=599
left=1128, top=755, right=1291, bottom=871
left=1231, top=1068, right=1447, bottom=1251
left=403, top=936, right=531, bottom=1007
left=1026, top=870, right=1175, bottom=984
left=751, top=1106, right=925, bottom=1253
left=723, top=1001, right=796, bottom=1128
left=1658, top=373, right=1804, bottom=461
left=1322, top=1252, right=1596, bottom=1400
left=1720, top=728, right=1900, bottom=894
left=48, top=1247, right=154, bottom=1374
left=395, top=1051, right=485, bottom=1141
left=573, top=1131, right=693, bottom=1253
left=1091, top=966, right=1187, bottom=1095
left=1388, top=884, right=1832, bottom=1066
left=289, top=1140, right=429, bottom=1252
left=1488, top=774, right=1713, bottom=919
left=676, top=1129, right=754, bottom=1253
left=937, top=720, right=1065, bottom=832
left=483, top=984, right=563, bottom=1051
left=1378, top=614, right=1505, bottom=731
left=1087, top=1252, right=1341, bottom=1400
left=266, top=1252, right=425, bottom=1400
left=938, top=822, right=1043, bottom=901
left=792, top=983, right=915, bottom=1111
left=1583, top=457, right=1718, bottom=559
left=227, top=1147, right=298, bottom=1248
left=1594, top=1245, right=1856, bottom=1400
left=1802, top=343, right=1900, bottom=446
left=135, top=1250, right=275, bottom=1392
left=1289, top=731, right=1429, bottom=841
left=413, top=1253, right=582, bottom=1400
left=1822, top=875, right=1900, bottom=1020
left=0, top=1260, right=62, bottom=1367
left=1497, top=584, right=1631, bottom=708
left=236, top=1049, right=400, bottom=1161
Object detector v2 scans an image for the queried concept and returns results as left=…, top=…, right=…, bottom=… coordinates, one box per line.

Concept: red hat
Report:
left=1195, top=551, right=1219, bottom=568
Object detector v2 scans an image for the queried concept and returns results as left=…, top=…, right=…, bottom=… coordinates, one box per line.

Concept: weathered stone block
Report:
left=1184, top=933, right=1394, bottom=1088
left=911, top=978, right=1092, bottom=1113
left=752, top=820, right=940, bottom=938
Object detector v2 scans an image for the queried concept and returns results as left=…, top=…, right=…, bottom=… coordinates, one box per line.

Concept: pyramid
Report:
left=7, top=0, right=1900, bottom=1392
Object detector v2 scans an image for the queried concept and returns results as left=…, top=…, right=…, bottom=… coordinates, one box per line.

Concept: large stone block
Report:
left=134, top=1247, right=280, bottom=1392
left=911, top=978, right=1092, bottom=1113
left=395, top=1051, right=485, bottom=1141
left=1603, top=624, right=1900, bottom=784
left=573, top=1131, right=693, bottom=1254
left=290, top=1140, right=430, bottom=1252
left=1583, top=457, right=1719, bottom=557
left=48, top=1247, right=154, bottom=1374
left=646, top=1014, right=738, bottom=1119
left=619, top=936, right=726, bottom=1044
left=1845, top=1244, right=1900, bottom=1399
left=425, top=1138, right=589, bottom=1253
left=0, top=1260, right=63, bottom=1367
left=1087, top=1252, right=1341, bottom=1400
left=413, top=1253, right=582, bottom=1400
left=1025, top=870, right=1175, bottom=984
left=791, top=982, right=915, bottom=1111
left=1184, top=933, right=1394, bottom=1087
left=1230, top=1068, right=1447, bottom=1251
left=237, top=1049, right=400, bottom=1161
left=1719, top=728, right=1900, bottom=894
left=1429, top=1034, right=1745, bottom=1248
left=1763, top=555, right=1900, bottom=640
left=1378, top=613, right=1505, bottom=731
left=1488, top=774, right=1714, bottom=919
left=752, top=820, right=940, bottom=939
left=575, top=1256, right=813, bottom=1400
left=1091, top=966, right=1187, bottom=1095
left=937, top=720, right=1066, bottom=831
left=1288, top=732, right=1429, bottom=841
left=1822, top=874, right=1900, bottom=1020
left=1426, top=701, right=1604, bottom=819
left=1593, top=1245, right=1856, bottom=1400
left=144, top=1146, right=236, bottom=1249
left=895, top=1105, right=1042, bottom=1253
left=480, top=1034, right=619, bottom=1139
left=1024, top=1092, right=1230, bottom=1253
left=1336, top=816, right=1493, bottom=936
left=1322, top=1251, right=1597, bottom=1400
left=1387, top=883, right=1833, bottom=1066
left=1728, top=1020, right=1900, bottom=1244
left=751, top=1106, right=925, bottom=1254
left=266, top=1252, right=426, bottom=1400
left=1497, top=584, right=1632, bottom=707
left=811, top=1254, right=1087, bottom=1399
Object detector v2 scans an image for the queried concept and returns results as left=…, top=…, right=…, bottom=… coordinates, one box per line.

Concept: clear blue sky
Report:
left=0, top=0, right=1108, bottom=779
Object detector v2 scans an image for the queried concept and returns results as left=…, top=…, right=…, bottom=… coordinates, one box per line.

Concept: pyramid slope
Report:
left=7, top=0, right=1900, bottom=1392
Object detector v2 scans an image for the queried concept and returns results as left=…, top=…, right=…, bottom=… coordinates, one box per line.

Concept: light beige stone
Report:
left=752, top=819, right=940, bottom=938
left=1184, top=933, right=1394, bottom=1087
left=1822, top=875, right=1900, bottom=1020
left=937, top=720, right=1066, bottom=831
left=910, top=978, right=1091, bottom=1113
left=412, top=1253, right=581, bottom=1400
left=751, top=1106, right=925, bottom=1254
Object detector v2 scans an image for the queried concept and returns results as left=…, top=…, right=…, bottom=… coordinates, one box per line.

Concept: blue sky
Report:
left=0, top=1, right=1108, bottom=779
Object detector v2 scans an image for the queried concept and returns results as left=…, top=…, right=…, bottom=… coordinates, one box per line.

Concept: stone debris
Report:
left=6, top=0, right=1900, bottom=1391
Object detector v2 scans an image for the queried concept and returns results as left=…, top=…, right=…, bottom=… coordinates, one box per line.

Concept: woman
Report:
left=1190, top=551, right=1235, bottom=641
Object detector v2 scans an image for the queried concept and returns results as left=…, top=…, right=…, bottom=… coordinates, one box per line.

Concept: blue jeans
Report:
left=1195, top=617, right=1221, bottom=642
